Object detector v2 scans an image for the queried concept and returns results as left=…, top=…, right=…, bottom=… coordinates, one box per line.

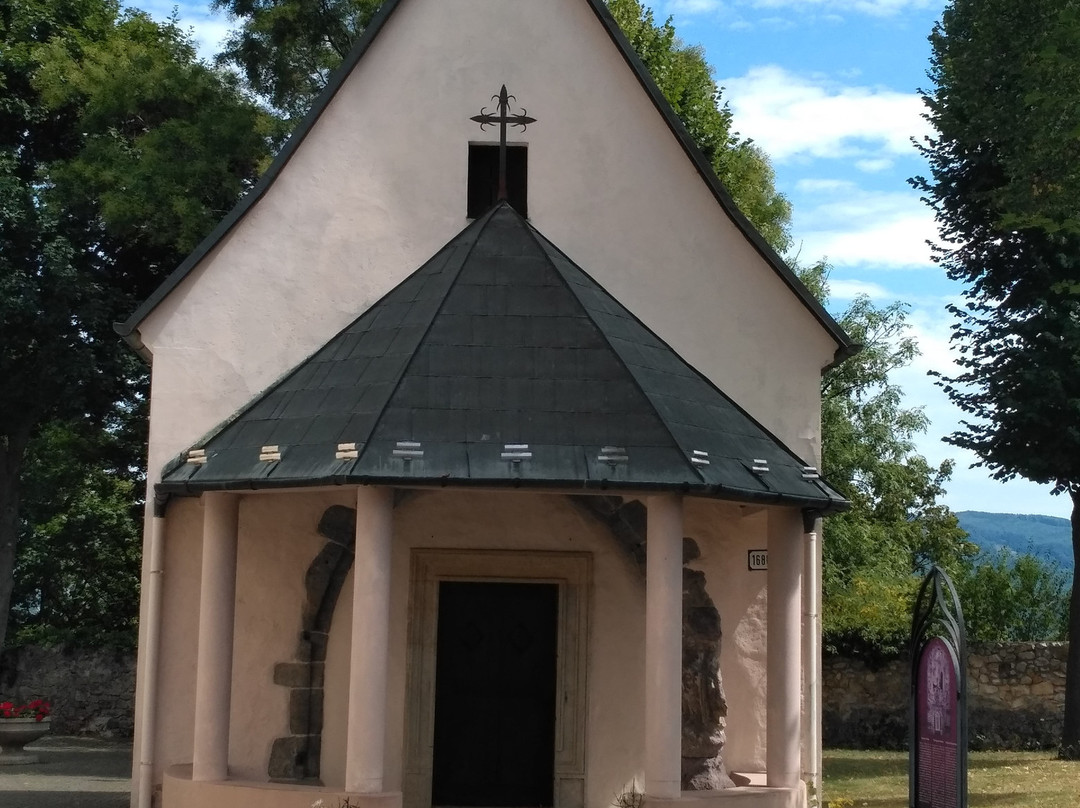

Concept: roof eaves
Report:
left=582, top=0, right=855, bottom=356
left=113, top=0, right=408, bottom=348
left=154, top=474, right=850, bottom=513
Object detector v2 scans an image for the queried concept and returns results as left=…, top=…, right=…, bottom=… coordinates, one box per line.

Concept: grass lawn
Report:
left=824, top=749, right=1080, bottom=808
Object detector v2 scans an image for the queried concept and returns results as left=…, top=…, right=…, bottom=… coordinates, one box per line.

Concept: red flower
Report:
left=0, top=698, right=51, bottom=721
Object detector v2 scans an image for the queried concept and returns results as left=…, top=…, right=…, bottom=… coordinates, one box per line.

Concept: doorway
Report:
left=431, top=581, right=558, bottom=807
left=403, top=550, right=589, bottom=808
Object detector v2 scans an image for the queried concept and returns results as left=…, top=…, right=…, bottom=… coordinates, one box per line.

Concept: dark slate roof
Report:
left=115, top=0, right=855, bottom=366
left=159, top=203, right=847, bottom=513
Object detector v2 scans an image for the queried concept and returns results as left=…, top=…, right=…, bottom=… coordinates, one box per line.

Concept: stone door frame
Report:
left=403, top=549, right=590, bottom=808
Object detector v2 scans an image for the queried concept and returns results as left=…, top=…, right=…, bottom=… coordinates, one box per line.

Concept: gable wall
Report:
left=138, top=0, right=834, bottom=487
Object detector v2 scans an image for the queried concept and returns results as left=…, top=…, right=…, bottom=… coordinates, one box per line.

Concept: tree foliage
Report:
left=606, top=0, right=791, bottom=251
left=0, top=0, right=277, bottom=651
left=801, top=264, right=1069, bottom=656
left=800, top=264, right=975, bottom=656
left=954, top=550, right=1070, bottom=644
left=914, top=0, right=1080, bottom=755
left=10, top=420, right=143, bottom=648
left=212, top=0, right=384, bottom=119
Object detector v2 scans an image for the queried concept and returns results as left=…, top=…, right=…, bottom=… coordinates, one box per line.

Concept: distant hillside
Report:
left=956, top=511, right=1074, bottom=573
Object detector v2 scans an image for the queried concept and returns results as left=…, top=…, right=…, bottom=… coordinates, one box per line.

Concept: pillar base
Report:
left=164, top=765, right=404, bottom=808
left=644, top=781, right=805, bottom=808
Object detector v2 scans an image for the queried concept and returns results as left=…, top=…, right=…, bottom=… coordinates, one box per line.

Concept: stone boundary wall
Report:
left=824, top=642, right=1068, bottom=749
left=0, top=645, right=135, bottom=738
left=0, top=641, right=1068, bottom=749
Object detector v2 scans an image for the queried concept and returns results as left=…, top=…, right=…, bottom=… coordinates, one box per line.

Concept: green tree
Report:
left=10, top=419, right=143, bottom=648
left=212, top=0, right=793, bottom=251
left=212, top=0, right=384, bottom=119
left=800, top=264, right=975, bottom=656
left=914, top=0, right=1080, bottom=755
left=606, top=0, right=791, bottom=251
left=0, top=0, right=277, bottom=651
left=955, top=550, right=1070, bottom=644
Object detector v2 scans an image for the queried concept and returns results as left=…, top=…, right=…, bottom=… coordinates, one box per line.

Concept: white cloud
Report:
left=826, top=278, right=894, bottom=300
left=666, top=0, right=942, bottom=18
left=719, top=65, right=931, bottom=163
left=128, top=1, right=235, bottom=59
left=790, top=179, right=938, bottom=268
left=855, top=157, right=894, bottom=173
left=748, top=0, right=942, bottom=17
left=795, top=178, right=850, bottom=193
left=668, top=0, right=726, bottom=13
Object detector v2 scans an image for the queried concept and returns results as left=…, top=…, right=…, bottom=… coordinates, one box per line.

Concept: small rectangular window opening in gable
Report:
left=468, top=143, right=527, bottom=218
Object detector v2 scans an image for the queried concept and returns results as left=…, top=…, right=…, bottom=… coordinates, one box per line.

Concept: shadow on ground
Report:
left=0, top=736, right=131, bottom=808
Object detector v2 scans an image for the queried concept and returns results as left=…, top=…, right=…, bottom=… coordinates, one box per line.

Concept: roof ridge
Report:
left=511, top=208, right=709, bottom=487
left=345, top=204, right=501, bottom=468
left=156, top=205, right=500, bottom=481
left=525, top=220, right=832, bottom=477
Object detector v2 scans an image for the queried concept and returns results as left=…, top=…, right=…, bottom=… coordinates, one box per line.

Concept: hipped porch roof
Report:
left=159, top=204, right=847, bottom=513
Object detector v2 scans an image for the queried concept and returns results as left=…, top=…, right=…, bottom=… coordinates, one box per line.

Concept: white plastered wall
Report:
left=132, top=0, right=835, bottom=798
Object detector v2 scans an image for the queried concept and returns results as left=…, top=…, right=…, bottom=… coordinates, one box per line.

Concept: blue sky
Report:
left=135, top=0, right=1072, bottom=518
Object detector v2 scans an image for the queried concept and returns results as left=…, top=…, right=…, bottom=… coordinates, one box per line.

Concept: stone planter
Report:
left=0, top=717, right=51, bottom=764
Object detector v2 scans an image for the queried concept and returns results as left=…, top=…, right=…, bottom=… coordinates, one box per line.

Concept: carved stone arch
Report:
left=568, top=495, right=734, bottom=789
left=268, top=504, right=357, bottom=781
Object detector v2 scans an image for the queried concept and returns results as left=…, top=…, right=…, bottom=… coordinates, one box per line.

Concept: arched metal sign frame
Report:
left=909, top=566, right=968, bottom=808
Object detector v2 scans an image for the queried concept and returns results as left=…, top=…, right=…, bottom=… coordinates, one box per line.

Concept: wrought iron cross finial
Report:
left=471, top=85, right=536, bottom=202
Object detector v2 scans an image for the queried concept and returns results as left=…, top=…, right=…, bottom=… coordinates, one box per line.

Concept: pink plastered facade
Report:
left=125, top=2, right=850, bottom=807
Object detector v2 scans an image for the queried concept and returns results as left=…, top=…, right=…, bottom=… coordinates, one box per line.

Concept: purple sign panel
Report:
left=916, top=637, right=959, bottom=808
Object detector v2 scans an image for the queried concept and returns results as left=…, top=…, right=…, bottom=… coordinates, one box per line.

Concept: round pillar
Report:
left=767, top=508, right=803, bottom=788
left=192, top=492, right=240, bottom=782
left=345, top=486, right=394, bottom=793
left=645, top=493, right=684, bottom=799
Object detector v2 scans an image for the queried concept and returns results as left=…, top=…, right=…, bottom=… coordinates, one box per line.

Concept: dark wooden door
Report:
left=431, top=581, right=559, bottom=807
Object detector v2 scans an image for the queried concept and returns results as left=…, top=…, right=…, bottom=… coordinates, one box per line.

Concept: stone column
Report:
left=645, top=493, right=684, bottom=799
left=766, top=508, right=803, bottom=789
left=345, top=486, right=394, bottom=793
left=192, top=492, right=240, bottom=782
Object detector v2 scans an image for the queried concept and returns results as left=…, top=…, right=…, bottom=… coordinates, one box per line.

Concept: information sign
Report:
left=909, top=566, right=967, bottom=808
left=916, top=637, right=959, bottom=808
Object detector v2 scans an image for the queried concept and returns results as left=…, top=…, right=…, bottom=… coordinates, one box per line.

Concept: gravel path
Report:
left=0, top=736, right=132, bottom=808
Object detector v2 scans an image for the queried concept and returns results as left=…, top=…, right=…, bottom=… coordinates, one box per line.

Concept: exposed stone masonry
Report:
left=824, top=642, right=1069, bottom=749
left=0, top=645, right=135, bottom=737
left=268, top=503, right=357, bottom=782
left=570, top=496, right=732, bottom=789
